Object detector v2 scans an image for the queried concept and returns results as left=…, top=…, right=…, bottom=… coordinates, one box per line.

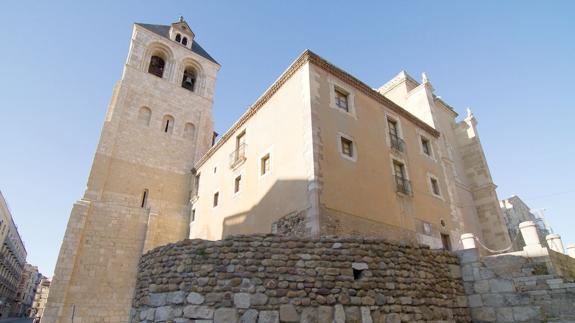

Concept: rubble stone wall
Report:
left=459, top=248, right=575, bottom=322
left=131, top=234, right=470, bottom=322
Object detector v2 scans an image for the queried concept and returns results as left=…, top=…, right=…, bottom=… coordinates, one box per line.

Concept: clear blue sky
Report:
left=1, top=1, right=574, bottom=276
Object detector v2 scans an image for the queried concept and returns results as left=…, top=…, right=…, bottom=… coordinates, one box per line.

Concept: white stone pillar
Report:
left=519, top=221, right=541, bottom=248
left=461, top=233, right=476, bottom=249
left=566, top=244, right=575, bottom=258
left=546, top=234, right=564, bottom=254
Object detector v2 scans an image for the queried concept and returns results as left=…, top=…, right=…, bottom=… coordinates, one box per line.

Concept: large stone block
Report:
left=300, top=307, right=318, bottom=323
left=155, top=306, right=175, bottom=321
left=317, top=306, right=333, bottom=323
left=258, top=310, right=279, bottom=323
left=496, top=307, right=513, bottom=322
left=214, top=308, right=238, bottom=323
left=513, top=306, right=540, bottom=321
left=241, top=309, right=259, bottom=323
left=334, top=305, right=345, bottom=323
left=489, top=279, right=515, bottom=293
left=471, top=307, right=496, bottom=322
left=167, top=291, right=186, bottom=304
left=184, top=305, right=214, bottom=319
left=234, top=293, right=251, bottom=309
left=187, top=292, right=205, bottom=304
left=279, top=304, right=299, bottom=322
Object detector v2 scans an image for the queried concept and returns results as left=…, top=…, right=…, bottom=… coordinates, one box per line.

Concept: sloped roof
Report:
left=135, top=23, right=219, bottom=65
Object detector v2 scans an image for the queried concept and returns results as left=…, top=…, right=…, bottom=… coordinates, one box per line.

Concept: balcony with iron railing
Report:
left=229, top=143, right=247, bottom=169
left=389, top=133, right=405, bottom=153
left=394, top=175, right=412, bottom=195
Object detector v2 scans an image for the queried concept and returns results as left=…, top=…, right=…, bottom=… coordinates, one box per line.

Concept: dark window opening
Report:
left=441, top=233, right=451, bottom=251
left=421, top=137, right=432, bottom=156
left=334, top=88, right=349, bottom=112
left=194, top=174, right=200, bottom=196
left=148, top=55, right=165, bottom=78
left=162, top=115, right=174, bottom=134
left=341, top=137, right=354, bottom=158
left=141, top=189, right=148, bottom=208
left=234, top=175, right=241, bottom=193
left=431, top=178, right=441, bottom=196
left=213, top=192, right=219, bottom=207
left=353, top=268, right=364, bottom=280
left=261, top=154, right=270, bottom=175
left=182, top=69, right=196, bottom=91
left=182, top=37, right=188, bottom=46
left=175, top=33, right=181, bottom=42
left=191, top=209, right=196, bottom=222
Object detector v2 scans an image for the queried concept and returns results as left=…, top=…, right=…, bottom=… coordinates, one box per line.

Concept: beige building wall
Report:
left=0, top=191, right=27, bottom=319
left=309, top=64, right=456, bottom=247
left=43, top=20, right=219, bottom=323
left=190, top=51, right=469, bottom=249
left=378, top=72, right=511, bottom=252
left=31, top=277, right=50, bottom=319
left=191, top=61, right=316, bottom=240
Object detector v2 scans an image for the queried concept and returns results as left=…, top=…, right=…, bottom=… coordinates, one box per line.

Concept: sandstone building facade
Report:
left=46, top=19, right=511, bottom=322
left=189, top=51, right=511, bottom=253
left=0, top=191, right=27, bottom=318
left=43, top=19, right=219, bottom=323
left=13, top=263, right=41, bottom=317
left=31, top=277, right=50, bottom=320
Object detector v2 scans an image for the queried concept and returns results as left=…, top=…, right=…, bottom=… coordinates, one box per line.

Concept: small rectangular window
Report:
left=234, top=175, right=241, bottom=193
left=421, top=137, right=432, bottom=156
left=194, top=174, right=201, bottom=196
left=141, top=189, right=148, bottom=208
left=341, top=137, right=354, bottom=158
left=261, top=154, right=270, bottom=175
left=430, top=178, right=441, bottom=196
left=191, top=209, right=196, bottom=222
left=334, top=88, right=349, bottom=112
left=213, top=192, right=219, bottom=207
left=387, top=119, right=399, bottom=137
left=441, top=233, right=451, bottom=251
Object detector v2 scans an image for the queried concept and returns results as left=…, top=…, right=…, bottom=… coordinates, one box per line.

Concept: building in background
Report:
left=30, top=277, right=50, bottom=320
left=12, top=264, right=41, bottom=317
left=500, top=195, right=553, bottom=251
left=0, top=191, right=27, bottom=318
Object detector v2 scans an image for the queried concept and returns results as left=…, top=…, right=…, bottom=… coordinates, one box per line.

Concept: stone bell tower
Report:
left=43, top=18, right=220, bottom=323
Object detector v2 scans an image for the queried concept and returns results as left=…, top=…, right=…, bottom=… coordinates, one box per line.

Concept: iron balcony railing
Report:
left=229, top=143, right=247, bottom=168
left=395, top=175, right=412, bottom=195
left=389, top=133, right=405, bottom=152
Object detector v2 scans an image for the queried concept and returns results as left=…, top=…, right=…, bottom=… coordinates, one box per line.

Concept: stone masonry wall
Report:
left=131, top=234, right=470, bottom=322
left=458, top=248, right=575, bottom=322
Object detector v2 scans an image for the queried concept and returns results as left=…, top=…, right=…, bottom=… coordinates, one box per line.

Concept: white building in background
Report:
left=500, top=195, right=553, bottom=251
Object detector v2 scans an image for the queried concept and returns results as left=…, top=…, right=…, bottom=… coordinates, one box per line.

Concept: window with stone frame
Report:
left=334, top=87, right=349, bottom=112
left=421, top=137, right=432, bottom=157
left=340, top=137, right=354, bottom=158
left=261, top=154, right=270, bottom=175
left=430, top=177, right=441, bottom=196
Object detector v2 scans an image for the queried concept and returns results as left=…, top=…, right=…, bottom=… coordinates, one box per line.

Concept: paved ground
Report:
left=0, top=318, right=33, bottom=323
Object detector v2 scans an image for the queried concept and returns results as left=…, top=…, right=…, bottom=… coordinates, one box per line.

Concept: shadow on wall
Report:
left=220, top=179, right=311, bottom=238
